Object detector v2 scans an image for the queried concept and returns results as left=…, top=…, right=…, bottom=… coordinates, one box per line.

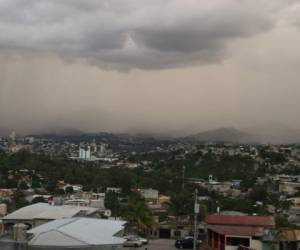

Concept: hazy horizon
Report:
left=1, top=0, right=300, bottom=139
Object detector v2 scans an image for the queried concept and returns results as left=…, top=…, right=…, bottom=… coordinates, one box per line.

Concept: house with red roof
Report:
left=202, top=214, right=275, bottom=250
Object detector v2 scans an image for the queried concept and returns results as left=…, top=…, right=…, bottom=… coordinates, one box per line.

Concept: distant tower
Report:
left=92, top=139, right=97, bottom=153
left=100, top=144, right=106, bottom=155
left=86, top=146, right=91, bottom=159
left=209, top=174, right=213, bottom=183
left=9, top=131, right=16, bottom=141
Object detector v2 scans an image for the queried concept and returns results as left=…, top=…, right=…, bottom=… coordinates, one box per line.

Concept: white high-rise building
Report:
left=79, top=148, right=85, bottom=159
left=86, top=146, right=91, bottom=159
left=92, top=139, right=97, bottom=153
left=100, top=144, right=106, bottom=155
left=78, top=147, right=91, bottom=160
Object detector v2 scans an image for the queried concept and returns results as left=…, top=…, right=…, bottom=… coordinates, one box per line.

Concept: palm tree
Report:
left=123, top=193, right=156, bottom=233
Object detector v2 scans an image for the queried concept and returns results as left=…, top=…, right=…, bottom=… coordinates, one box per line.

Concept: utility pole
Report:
left=193, top=188, right=199, bottom=250
left=182, top=165, right=186, bottom=190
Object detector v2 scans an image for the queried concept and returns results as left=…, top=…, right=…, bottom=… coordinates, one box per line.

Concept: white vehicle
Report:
left=123, top=238, right=143, bottom=247
left=124, top=235, right=148, bottom=245
left=135, top=236, right=148, bottom=245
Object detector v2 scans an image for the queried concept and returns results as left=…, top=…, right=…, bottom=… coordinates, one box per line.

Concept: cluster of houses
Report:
left=0, top=174, right=129, bottom=249
left=3, top=173, right=300, bottom=250
left=1, top=201, right=300, bottom=250
left=0, top=202, right=127, bottom=250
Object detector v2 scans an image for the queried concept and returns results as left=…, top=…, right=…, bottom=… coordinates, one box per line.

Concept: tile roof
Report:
left=205, top=215, right=275, bottom=227
left=207, top=225, right=263, bottom=237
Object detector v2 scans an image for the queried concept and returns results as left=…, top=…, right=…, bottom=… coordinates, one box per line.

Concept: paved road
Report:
left=140, top=239, right=177, bottom=250
left=124, top=239, right=176, bottom=250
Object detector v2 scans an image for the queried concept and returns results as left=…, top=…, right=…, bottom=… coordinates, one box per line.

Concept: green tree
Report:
left=6, top=178, right=18, bottom=189
left=19, top=181, right=29, bottom=190
left=65, top=186, right=74, bottom=194
left=32, top=196, right=47, bottom=204
left=56, top=188, right=65, bottom=195
left=123, top=193, right=155, bottom=232
left=46, top=180, right=57, bottom=193
left=105, top=191, right=121, bottom=217
left=31, top=175, right=42, bottom=188
left=249, top=185, right=268, bottom=203
left=13, top=189, right=29, bottom=209
left=219, top=197, right=254, bottom=214
left=275, top=215, right=293, bottom=228
left=168, top=191, right=194, bottom=216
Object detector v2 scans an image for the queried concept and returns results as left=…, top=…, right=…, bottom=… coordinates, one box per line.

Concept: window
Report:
left=226, top=237, right=250, bottom=247
left=174, top=230, right=182, bottom=237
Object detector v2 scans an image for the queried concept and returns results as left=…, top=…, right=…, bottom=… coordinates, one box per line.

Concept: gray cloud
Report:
left=2, top=0, right=300, bottom=140
left=0, top=0, right=294, bottom=70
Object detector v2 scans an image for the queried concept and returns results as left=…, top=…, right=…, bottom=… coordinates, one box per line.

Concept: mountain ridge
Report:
left=182, top=127, right=260, bottom=143
left=2, top=126, right=300, bottom=144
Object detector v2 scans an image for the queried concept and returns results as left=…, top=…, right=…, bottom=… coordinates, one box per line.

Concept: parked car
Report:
left=135, top=236, right=148, bottom=245
left=124, top=235, right=148, bottom=245
left=123, top=238, right=143, bottom=247
left=175, top=236, right=196, bottom=249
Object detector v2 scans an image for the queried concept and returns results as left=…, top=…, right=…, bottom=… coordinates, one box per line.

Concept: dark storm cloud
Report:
left=0, top=0, right=294, bottom=70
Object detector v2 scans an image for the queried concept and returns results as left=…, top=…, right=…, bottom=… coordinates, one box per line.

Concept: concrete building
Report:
left=275, top=229, right=300, bottom=250
left=140, top=188, right=159, bottom=202
left=100, top=144, right=107, bottom=155
left=289, top=197, right=300, bottom=209
left=207, top=182, right=233, bottom=195
left=159, top=195, right=171, bottom=204
left=0, top=189, right=14, bottom=201
left=147, top=216, right=203, bottom=240
left=64, top=199, right=105, bottom=210
left=0, top=204, right=8, bottom=217
left=79, top=147, right=91, bottom=160
left=279, top=182, right=300, bottom=195
left=203, top=214, right=275, bottom=250
left=106, top=187, right=121, bottom=194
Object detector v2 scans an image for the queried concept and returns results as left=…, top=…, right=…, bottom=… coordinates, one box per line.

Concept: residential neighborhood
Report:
left=1, top=133, right=300, bottom=249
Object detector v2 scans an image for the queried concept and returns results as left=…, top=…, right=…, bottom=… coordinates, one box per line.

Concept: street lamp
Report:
left=194, top=189, right=199, bottom=250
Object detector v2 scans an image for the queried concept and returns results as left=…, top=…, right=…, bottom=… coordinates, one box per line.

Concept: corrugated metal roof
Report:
left=3, top=203, right=98, bottom=220
left=28, top=218, right=126, bottom=247
left=205, top=215, right=275, bottom=227
left=29, top=230, right=87, bottom=247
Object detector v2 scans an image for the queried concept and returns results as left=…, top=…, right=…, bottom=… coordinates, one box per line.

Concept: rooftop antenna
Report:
left=182, top=165, right=186, bottom=190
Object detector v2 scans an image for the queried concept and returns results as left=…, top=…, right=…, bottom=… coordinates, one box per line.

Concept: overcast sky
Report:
left=1, top=0, right=300, bottom=136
